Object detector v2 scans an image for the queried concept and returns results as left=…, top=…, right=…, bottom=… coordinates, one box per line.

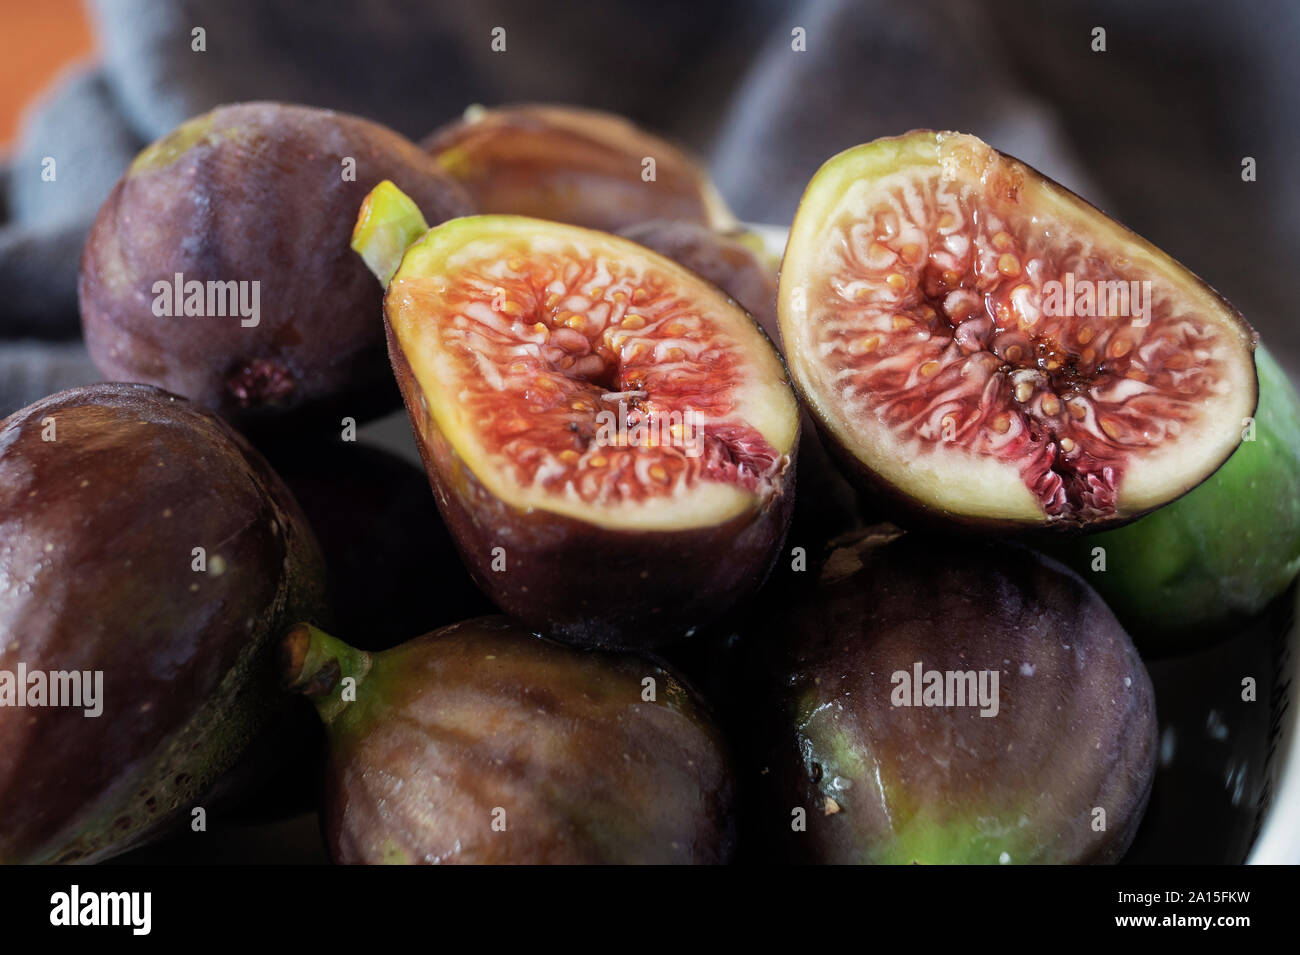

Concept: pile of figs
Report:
left=1, top=102, right=1296, bottom=865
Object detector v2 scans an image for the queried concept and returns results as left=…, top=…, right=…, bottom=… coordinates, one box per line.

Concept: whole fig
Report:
left=751, top=527, right=1157, bottom=864
left=80, top=102, right=473, bottom=432
left=283, top=617, right=735, bottom=864
left=0, top=383, right=328, bottom=862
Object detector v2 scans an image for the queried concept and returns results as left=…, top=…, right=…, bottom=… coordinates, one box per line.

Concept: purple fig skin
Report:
left=752, top=527, right=1157, bottom=865
left=283, top=616, right=735, bottom=864
left=384, top=325, right=796, bottom=650
left=0, top=383, right=328, bottom=863
left=79, top=102, right=473, bottom=434
left=422, top=104, right=732, bottom=233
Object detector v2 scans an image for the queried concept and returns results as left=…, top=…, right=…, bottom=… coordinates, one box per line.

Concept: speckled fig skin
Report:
left=283, top=616, right=735, bottom=864
left=0, top=383, right=328, bottom=863
left=752, top=527, right=1157, bottom=865
left=422, top=103, right=733, bottom=233
left=385, top=322, right=796, bottom=650
left=80, top=102, right=473, bottom=433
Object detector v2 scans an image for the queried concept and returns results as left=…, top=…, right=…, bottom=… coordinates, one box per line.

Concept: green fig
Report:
left=283, top=617, right=735, bottom=864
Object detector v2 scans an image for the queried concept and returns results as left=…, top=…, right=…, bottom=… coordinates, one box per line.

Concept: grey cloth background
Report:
left=2, top=0, right=1297, bottom=416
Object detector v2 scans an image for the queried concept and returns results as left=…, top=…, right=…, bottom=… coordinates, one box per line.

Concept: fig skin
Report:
left=386, top=320, right=796, bottom=650
left=79, top=102, right=474, bottom=433
left=264, top=439, right=494, bottom=651
left=0, top=383, right=328, bottom=863
left=750, top=527, right=1157, bottom=864
left=779, top=130, right=1259, bottom=534
left=422, top=103, right=734, bottom=233
left=283, top=617, right=735, bottom=864
left=1053, top=345, right=1300, bottom=650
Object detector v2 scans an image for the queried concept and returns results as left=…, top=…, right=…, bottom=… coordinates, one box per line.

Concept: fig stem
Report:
left=350, top=180, right=430, bottom=286
left=280, top=623, right=373, bottom=723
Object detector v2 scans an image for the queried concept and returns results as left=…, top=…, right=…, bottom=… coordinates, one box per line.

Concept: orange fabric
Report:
left=0, top=0, right=97, bottom=151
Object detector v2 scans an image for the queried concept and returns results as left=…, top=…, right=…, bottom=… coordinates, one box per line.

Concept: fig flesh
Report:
left=80, top=102, right=473, bottom=432
left=1056, top=344, right=1300, bottom=647
left=618, top=219, right=780, bottom=343
left=353, top=183, right=799, bottom=649
left=779, top=130, right=1258, bottom=531
left=422, top=103, right=734, bottom=233
left=0, top=384, right=328, bottom=863
left=283, top=617, right=735, bottom=864
left=752, top=527, right=1157, bottom=864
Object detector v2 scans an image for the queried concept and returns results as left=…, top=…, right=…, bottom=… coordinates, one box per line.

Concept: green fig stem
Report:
left=280, top=623, right=373, bottom=723
left=350, top=179, right=430, bottom=286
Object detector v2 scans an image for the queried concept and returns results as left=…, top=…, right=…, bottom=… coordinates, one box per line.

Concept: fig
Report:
left=751, top=527, right=1157, bottom=864
left=265, top=439, right=494, bottom=650
left=778, top=130, right=1258, bottom=531
left=352, top=182, right=799, bottom=649
left=282, top=617, right=735, bottom=864
left=618, top=219, right=779, bottom=342
left=80, top=102, right=473, bottom=432
left=1054, top=344, right=1300, bottom=647
left=0, top=383, right=328, bottom=863
left=422, top=104, right=733, bottom=233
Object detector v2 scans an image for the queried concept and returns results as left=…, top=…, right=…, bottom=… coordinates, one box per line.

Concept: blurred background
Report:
left=1, top=0, right=1298, bottom=417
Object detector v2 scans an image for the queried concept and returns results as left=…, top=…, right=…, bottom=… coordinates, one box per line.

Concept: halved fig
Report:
left=353, top=183, right=799, bottom=649
left=779, top=130, right=1258, bottom=531
left=422, top=103, right=734, bottom=233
